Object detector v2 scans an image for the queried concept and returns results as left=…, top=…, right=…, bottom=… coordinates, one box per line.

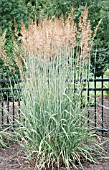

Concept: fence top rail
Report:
left=75, top=78, right=109, bottom=82
left=82, top=87, right=109, bottom=91
left=85, top=78, right=109, bottom=82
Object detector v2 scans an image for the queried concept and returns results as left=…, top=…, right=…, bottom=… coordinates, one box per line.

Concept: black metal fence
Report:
left=82, top=74, right=109, bottom=133
left=0, top=75, right=109, bottom=133
left=0, top=78, right=21, bottom=128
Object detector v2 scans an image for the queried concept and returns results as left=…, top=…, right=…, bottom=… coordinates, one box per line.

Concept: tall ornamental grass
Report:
left=17, top=55, right=104, bottom=170
left=1, top=5, right=104, bottom=170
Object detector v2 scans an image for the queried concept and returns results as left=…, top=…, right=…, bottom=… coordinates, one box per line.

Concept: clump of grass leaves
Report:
left=2, top=5, right=104, bottom=170
left=0, top=128, right=15, bottom=148
left=17, top=54, right=104, bottom=170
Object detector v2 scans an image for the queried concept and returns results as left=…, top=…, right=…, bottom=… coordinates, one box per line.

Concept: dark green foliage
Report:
left=24, top=0, right=84, bottom=19
left=0, top=0, right=27, bottom=32
left=0, top=0, right=28, bottom=77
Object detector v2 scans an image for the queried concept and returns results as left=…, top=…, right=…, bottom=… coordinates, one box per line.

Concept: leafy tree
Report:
left=0, top=0, right=27, bottom=32
left=24, top=0, right=84, bottom=19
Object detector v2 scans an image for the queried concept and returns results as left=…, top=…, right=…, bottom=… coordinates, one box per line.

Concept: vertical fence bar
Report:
left=6, top=75, right=10, bottom=125
left=6, top=88, right=9, bottom=124
left=18, top=79, right=21, bottom=122
left=94, top=72, right=97, bottom=128
left=101, top=74, right=104, bottom=133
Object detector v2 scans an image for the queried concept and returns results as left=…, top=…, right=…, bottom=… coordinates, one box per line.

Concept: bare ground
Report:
left=0, top=139, right=109, bottom=170
left=0, top=143, right=34, bottom=170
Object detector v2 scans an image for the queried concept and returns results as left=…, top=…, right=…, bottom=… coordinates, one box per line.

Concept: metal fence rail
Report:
left=82, top=74, right=109, bottom=133
left=0, top=78, right=21, bottom=128
left=0, top=75, right=109, bottom=133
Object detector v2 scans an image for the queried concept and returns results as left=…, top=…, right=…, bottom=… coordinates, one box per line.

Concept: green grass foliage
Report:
left=16, top=54, right=104, bottom=170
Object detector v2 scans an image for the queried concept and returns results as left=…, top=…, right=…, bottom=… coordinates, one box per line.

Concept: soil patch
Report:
left=0, top=143, right=34, bottom=170
left=0, top=138, right=109, bottom=170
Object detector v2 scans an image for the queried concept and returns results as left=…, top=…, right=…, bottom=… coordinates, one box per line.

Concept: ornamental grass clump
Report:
left=17, top=55, right=105, bottom=170
left=2, top=5, right=105, bottom=170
